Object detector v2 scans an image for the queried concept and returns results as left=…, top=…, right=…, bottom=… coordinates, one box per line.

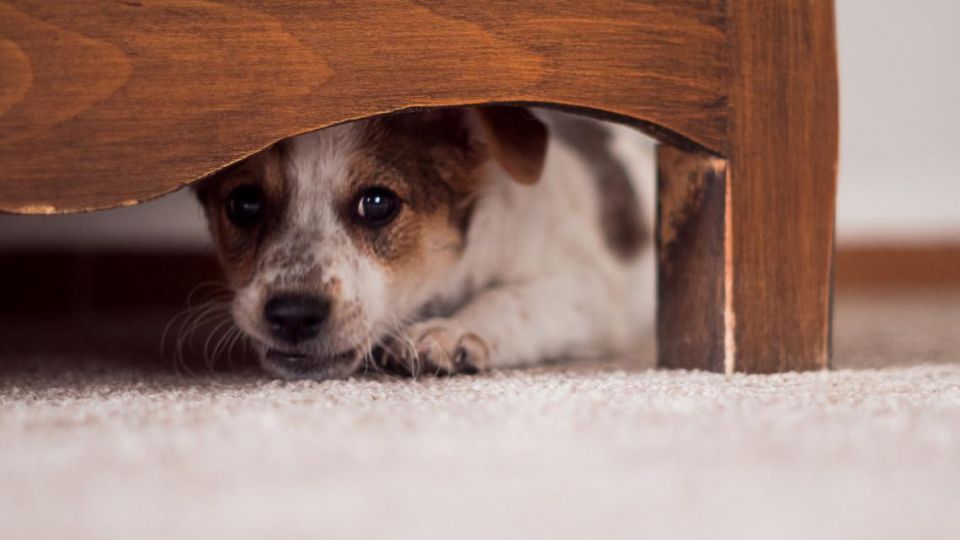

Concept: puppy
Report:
left=196, top=107, right=651, bottom=380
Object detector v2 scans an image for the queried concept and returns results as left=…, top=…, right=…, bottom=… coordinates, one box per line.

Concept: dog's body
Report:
left=198, top=107, right=652, bottom=379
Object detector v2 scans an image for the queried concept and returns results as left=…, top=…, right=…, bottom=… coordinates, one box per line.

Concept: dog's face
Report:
left=196, top=107, right=547, bottom=379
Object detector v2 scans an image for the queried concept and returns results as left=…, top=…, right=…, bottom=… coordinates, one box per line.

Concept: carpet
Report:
left=2, top=288, right=959, bottom=539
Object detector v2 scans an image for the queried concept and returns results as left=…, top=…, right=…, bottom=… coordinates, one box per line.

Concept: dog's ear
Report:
left=376, top=106, right=548, bottom=185
left=471, top=106, right=548, bottom=185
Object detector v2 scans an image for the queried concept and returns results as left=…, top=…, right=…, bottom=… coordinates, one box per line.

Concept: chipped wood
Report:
left=656, top=145, right=730, bottom=372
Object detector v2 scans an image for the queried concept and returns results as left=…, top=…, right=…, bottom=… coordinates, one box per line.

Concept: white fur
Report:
left=228, top=111, right=653, bottom=376
left=418, top=123, right=654, bottom=367
left=233, top=123, right=389, bottom=358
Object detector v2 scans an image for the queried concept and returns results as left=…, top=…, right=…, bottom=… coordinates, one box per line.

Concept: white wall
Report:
left=1, top=1, right=957, bottom=250
left=835, top=0, right=960, bottom=243
left=0, top=190, right=211, bottom=251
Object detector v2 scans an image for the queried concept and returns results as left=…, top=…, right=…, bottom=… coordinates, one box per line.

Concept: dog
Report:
left=196, top=106, right=652, bottom=380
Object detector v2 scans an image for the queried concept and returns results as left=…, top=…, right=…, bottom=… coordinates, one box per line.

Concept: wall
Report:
left=0, top=189, right=211, bottom=251
left=835, top=0, right=960, bottom=243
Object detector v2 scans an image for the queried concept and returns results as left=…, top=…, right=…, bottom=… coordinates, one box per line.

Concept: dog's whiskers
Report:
left=226, top=326, right=253, bottom=368
left=176, top=304, right=227, bottom=360
left=216, top=325, right=245, bottom=369
left=380, top=313, right=421, bottom=377
left=202, top=317, right=238, bottom=372
left=209, top=325, right=235, bottom=366
left=161, top=292, right=233, bottom=375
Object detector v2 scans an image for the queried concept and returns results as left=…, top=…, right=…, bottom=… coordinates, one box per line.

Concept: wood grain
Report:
left=0, top=0, right=727, bottom=214
left=655, top=0, right=838, bottom=373
left=723, top=0, right=838, bottom=372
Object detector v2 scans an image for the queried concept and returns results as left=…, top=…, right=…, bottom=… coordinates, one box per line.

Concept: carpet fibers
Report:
left=2, top=289, right=959, bottom=539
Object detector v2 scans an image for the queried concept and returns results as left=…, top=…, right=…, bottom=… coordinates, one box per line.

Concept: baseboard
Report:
left=1, top=245, right=958, bottom=316
left=835, top=245, right=960, bottom=290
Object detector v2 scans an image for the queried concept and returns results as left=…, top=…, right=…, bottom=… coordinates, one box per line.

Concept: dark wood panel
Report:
left=0, top=251, right=222, bottom=317
left=0, top=0, right=727, bottom=214
left=656, top=146, right=730, bottom=372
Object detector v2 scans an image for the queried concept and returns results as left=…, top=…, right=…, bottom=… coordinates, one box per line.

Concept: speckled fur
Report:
left=198, top=108, right=652, bottom=379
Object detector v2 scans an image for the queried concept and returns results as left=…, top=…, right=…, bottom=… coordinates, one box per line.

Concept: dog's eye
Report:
left=225, top=185, right=263, bottom=227
left=355, top=187, right=400, bottom=227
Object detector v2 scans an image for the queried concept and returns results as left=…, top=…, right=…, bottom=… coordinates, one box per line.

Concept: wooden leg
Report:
left=727, top=0, right=837, bottom=373
left=656, top=146, right=731, bottom=372
left=656, top=1, right=837, bottom=374
left=657, top=139, right=834, bottom=374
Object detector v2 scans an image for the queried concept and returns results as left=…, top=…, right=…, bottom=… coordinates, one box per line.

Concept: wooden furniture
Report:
left=0, top=1, right=838, bottom=374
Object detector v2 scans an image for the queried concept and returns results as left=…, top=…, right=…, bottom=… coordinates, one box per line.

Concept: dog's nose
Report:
left=264, top=294, right=330, bottom=344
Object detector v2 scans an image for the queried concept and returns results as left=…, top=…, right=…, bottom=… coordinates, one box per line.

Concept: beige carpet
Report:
left=2, top=289, right=959, bottom=540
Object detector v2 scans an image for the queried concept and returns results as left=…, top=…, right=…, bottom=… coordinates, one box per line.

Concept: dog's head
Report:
left=196, top=106, right=547, bottom=379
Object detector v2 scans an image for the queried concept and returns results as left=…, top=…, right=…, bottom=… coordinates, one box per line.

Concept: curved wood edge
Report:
left=1, top=101, right=718, bottom=216
left=0, top=0, right=728, bottom=214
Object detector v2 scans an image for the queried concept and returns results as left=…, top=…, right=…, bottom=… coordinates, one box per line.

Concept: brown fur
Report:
left=549, top=113, right=647, bottom=261
left=473, top=106, right=548, bottom=185
left=198, top=107, right=548, bottom=292
left=342, top=110, right=490, bottom=268
left=195, top=145, right=288, bottom=288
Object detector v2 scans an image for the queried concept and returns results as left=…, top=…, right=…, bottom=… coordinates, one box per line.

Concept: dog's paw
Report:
left=376, top=319, right=490, bottom=377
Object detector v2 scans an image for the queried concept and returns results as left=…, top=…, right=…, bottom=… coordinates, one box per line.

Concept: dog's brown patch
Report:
left=341, top=107, right=548, bottom=267
left=195, top=145, right=288, bottom=287
left=550, top=114, right=647, bottom=261
left=473, top=106, right=548, bottom=185
left=339, top=110, right=489, bottom=268
left=199, top=107, right=548, bottom=290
